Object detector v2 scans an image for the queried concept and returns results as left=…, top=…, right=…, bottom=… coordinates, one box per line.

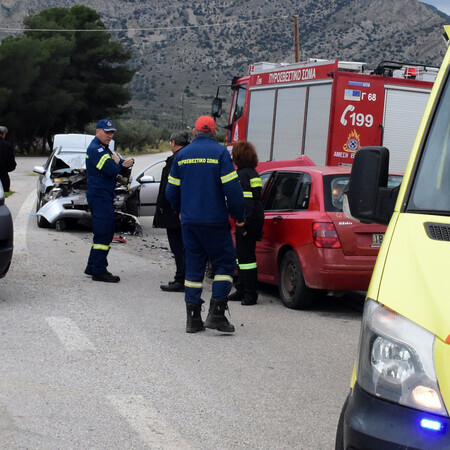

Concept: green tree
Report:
left=0, top=5, right=135, bottom=152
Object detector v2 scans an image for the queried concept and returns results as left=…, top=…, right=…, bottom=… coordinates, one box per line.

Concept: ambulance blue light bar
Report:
left=420, top=418, right=445, bottom=432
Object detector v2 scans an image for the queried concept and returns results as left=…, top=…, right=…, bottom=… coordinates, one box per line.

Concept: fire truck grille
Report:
left=425, top=222, right=450, bottom=242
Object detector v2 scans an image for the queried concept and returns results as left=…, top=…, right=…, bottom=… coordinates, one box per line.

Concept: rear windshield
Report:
left=323, top=174, right=403, bottom=212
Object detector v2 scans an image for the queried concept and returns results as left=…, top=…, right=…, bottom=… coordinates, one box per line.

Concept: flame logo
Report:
left=343, top=129, right=361, bottom=153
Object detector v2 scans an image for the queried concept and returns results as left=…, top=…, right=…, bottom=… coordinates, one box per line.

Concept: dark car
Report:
left=252, top=163, right=402, bottom=309
left=0, top=181, right=13, bottom=278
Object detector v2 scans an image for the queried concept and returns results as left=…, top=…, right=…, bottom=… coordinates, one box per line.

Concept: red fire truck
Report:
left=212, top=59, right=438, bottom=172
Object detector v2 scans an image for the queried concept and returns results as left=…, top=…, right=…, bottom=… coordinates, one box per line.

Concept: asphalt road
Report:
left=0, top=154, right=364, bottom=449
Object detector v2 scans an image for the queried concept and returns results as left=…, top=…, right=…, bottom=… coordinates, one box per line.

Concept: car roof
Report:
left=260, top=165, right=352, bottom=175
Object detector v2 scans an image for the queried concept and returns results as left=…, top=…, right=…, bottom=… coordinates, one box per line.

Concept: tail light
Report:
left=312, top=222, right=341, bottom=248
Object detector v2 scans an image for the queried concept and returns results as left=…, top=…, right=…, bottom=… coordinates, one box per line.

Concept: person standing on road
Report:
left=153, top=130, right=190, bottom=292
left=227, top=141, right=264, bottom=306
left=0, top=126, right=16, bottom=192
left=84, top=119, right=134, bottom=283
left=166, top=115, right=246, bottom=334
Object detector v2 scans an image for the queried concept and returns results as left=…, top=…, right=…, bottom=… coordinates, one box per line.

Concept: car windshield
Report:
left=324, top=174, right=403, bottom=212
left=407, top=72, right=450, bottom=214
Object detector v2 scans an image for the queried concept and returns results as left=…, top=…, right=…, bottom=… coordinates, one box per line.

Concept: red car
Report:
left=253, top=162, right=402, bottom=309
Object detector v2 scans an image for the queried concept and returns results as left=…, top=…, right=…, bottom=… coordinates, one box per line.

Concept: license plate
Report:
left=372, top=233, right=384, bottom=247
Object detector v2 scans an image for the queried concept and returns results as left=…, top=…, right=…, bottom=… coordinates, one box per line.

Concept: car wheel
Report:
left=278, top=249, right=314, bottom=309
left=36, top=198, right=50, bottom=229
left=335, top=394, right=349, bottom=450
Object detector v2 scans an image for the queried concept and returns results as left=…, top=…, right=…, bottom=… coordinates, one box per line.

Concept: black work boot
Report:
left=92, top=271, right=120, bottom=283
left=204, top=298, right=235, bottom=333
left=241, top=293, right=258, bottom=306
left=186, top=302, right=205, bottom=333
left=227, top=290, right=244, bottom=301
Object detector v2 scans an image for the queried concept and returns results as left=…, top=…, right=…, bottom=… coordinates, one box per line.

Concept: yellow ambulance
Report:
left=336, top=26, right=450, bottom=448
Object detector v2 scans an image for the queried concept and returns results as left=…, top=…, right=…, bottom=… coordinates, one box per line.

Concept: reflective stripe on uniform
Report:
left=250, top=177, right=262, bottom=188
left=213, top=274, right=233, bottom=283
left=96, top=154, right=110, bottom=170
left=185, top=280, right=203, bottom=289
left=221, top=171, right=238, bottom=184
left=243, top=191, right=253, bottom=198
left=93, top=243, right=111, bottom=251
left=238, top=262, right=257, bottom=270
left=168, top=175, right=180, bottom=186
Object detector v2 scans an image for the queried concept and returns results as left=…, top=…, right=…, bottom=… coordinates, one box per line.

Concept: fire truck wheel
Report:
left=278, top=249, right=314, bottom=309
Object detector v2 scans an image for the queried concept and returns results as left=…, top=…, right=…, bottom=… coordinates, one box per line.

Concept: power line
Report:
left=0, top=15, right=289, bottom=33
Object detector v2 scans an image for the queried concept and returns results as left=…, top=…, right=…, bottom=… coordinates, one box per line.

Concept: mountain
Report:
left=0, top=0, right=448, bottom=128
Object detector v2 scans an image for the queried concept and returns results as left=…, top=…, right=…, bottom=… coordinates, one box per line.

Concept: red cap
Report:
left=195, top=115, right=216, bottom=132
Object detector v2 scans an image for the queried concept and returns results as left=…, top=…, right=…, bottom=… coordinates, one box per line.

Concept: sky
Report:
left=421, top=0, right=450, bottom=16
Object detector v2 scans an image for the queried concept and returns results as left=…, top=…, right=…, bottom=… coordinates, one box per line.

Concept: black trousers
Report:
left=166, top=227, right=185, bottom=284
left=234, top=228, right=259, bottom=301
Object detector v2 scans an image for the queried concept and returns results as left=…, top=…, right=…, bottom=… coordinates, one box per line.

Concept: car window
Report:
left=142, top=160, right=165, bottom=182
left=264, top=172, right=303, bottom=211
left=325, top=174, right=403, bottom=212
left=43, top=147, right=59, bottom=171
left=260, top=172, right=272, bottom=193
left=331, top=176, right=349, bottom=210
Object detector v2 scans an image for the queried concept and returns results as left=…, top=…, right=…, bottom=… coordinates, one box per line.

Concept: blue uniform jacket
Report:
left=86, top=136, right=123, bottom=199
left=166, top=136, right=245, bottom=225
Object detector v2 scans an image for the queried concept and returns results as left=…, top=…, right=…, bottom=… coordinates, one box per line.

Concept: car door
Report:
left=256, top=171, right=311, bottom=283
left=137, top=159, right=166, bottom=216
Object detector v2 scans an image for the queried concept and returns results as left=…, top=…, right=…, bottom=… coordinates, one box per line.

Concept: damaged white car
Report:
left=33, top=134, right=141, bottom=234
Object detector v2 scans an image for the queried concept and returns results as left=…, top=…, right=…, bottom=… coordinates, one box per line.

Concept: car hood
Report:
left=54, top=152, right=86, bottom=170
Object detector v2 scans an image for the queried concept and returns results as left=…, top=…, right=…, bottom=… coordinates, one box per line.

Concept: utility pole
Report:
left=292, top=13, right=299, bottom=63
left=180, top=93, right=185, bottom=128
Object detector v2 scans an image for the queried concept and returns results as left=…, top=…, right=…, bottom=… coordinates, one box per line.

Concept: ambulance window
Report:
left=408, top=73, right=450, bottom=213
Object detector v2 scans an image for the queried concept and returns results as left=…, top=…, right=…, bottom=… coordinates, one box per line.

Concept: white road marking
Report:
left=107, top=394, right=193, bottom=449
left=14, top=189, right=37, bottom=254
left=45, top=317, right=95, bottom=351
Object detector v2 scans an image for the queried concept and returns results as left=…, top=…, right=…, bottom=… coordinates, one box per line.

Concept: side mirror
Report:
left=33, top=166, right=46, bottom=175
left=139, top=175, right=155, bottom=184
left=212, top=97, right=222, bottom=118
left=346, top=146, right=398, bottom=224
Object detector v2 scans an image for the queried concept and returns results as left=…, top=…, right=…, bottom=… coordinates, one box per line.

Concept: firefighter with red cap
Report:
left=166, top=115, right=246, bottom=333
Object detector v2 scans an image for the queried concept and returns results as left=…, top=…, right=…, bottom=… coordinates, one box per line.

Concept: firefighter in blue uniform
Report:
left=84, top=119, right=134, bottom=282
left=166, top=115, right=246, bottom=333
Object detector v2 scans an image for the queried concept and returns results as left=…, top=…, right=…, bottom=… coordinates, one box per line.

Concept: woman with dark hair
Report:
left=228, top=141, right=264, bottom=305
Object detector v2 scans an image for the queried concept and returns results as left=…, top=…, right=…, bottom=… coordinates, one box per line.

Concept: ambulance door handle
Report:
left=272, top=216, right=283, bottom=222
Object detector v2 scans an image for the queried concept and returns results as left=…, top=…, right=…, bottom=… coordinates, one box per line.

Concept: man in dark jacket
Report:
left=166, top=115, right=246, bottom=334
left=0, top=126, right=16, bottom=192
left=153, top=131, right=190, bottom=292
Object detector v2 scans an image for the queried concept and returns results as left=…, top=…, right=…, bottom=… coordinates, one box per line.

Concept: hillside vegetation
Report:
left=0, top=0, right=448, bottom=127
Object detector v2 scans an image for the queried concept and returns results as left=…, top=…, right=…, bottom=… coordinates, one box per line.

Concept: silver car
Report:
left=33, top=134, right=140, bottom=232
left=130, top=158, right=167, bottom=216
